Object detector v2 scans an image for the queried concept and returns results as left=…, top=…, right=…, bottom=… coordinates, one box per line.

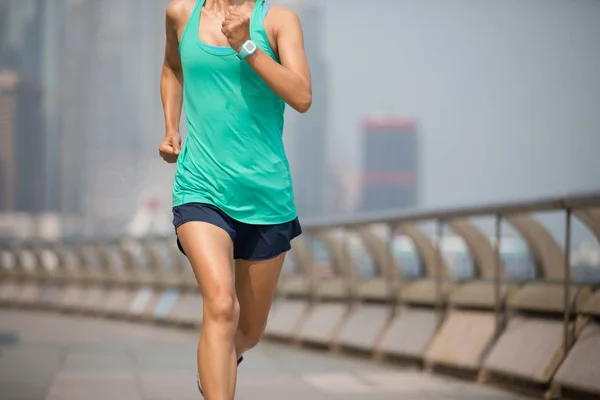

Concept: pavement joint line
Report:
left=128, top=343, right=156, bottom=400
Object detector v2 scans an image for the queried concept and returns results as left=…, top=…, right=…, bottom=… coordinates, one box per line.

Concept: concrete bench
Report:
left=265, top=298, right=311, bottom=340
left=294, top=275, right=351, bottom=348
left=482, top=281, right=592, bottom=388
left=424, top=281, right=517, bottom=375
left=553, top=289, right=600, bottom=398
left=377, top=280, right=452, bottom=363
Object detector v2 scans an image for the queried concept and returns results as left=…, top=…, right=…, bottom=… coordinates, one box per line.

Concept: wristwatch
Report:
left=237, top=40, right=258, bottom=60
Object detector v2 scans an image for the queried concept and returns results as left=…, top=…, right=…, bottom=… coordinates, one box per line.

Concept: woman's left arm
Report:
left=223, top=7, right=312, bottom=113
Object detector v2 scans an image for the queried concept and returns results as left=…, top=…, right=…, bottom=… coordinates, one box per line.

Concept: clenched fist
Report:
left=159, top=133, right=181, bottom=164
left=221, top=7, right=251, bottom=53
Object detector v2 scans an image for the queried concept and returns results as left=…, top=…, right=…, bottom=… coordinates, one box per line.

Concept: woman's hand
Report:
left=159, top=133, right=181, bottom=163
left=222, top=7, right=251, bottom=52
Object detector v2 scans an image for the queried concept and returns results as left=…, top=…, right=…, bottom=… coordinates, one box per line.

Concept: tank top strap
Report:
left=254, top=0, right=266, bottom=14
left=249, top=0, right=277, bottom=60
left=250, top=0, right=266, bottom=29
left=178, top=0, right=204, bottom=53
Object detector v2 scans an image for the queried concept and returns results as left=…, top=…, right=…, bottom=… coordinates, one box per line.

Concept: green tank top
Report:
left=173, top=0, right=296, bottom=225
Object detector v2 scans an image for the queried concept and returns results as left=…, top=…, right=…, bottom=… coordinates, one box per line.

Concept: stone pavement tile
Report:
left=258, top=344, right=392, bottom=374
left=137, top=371, right=199, bottom=400
left=330, top=394, right=435, bottom=400
left=45, top=371, right=142, bottom=400
left=431, top=376, right=531, bottom=400
left=140, top=371, right=341, bottom=400
left=131, top=343, right=196, bottom=371
left=0, top=310, right=192, bottom=345
left=0, top=311, right=116, bottom=343
left=302, top=372, right=376, bottom=393
left=236, top=373, right=339, bottom=400
left=336, top=395, right=442, bottom=400
left=236, top=386, right=341, bottom=400
left=104, top=322, right=195, bottom=345
left=426, top=384, right=530, bottom=400
left=299, top=371, right=530, bottom=400
left=63, top=349, right=135, bottom=372
left=361, top=371, right=454, bottom=391
left=0, top=381, right=52, bottom=400
left=0, top=309, right=532, bottom=400
left=289, top=370, right=440, bottom=400
left=367, top=373, right=528, bottom=400
left=0, top=344, right=62, bottom=400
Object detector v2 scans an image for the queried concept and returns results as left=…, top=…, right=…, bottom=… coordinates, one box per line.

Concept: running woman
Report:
left=159, top=0, right=311, bottom=398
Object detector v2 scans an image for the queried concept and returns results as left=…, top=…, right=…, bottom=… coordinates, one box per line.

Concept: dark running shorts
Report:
left=172, top=202, right=302, bottom=261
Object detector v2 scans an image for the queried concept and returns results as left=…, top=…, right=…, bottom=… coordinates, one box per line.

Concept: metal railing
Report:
left=302, top=190, right=600, bottom=358
left=1, top=190, right=600, bottom=397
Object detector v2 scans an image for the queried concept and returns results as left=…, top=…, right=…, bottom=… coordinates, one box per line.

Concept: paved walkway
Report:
left=0, top=309, right=529, bottom=400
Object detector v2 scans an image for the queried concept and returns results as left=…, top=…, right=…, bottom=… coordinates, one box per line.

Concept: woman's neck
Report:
left=204, top=0, right=255, bottom=12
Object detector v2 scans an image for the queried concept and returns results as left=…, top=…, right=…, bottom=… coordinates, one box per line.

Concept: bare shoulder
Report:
left=266, top=5, right=302, bottom=33
left=166, top=0, right=195, bottom=26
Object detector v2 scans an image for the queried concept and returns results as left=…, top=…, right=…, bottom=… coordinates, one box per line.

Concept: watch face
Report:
left=243, top=41, right=257, bottom=53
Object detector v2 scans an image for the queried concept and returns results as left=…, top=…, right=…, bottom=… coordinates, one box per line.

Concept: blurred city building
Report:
left=325, top=162, right=359, bottom=215
left=0, top=0, right=597, bottom=247
left=279, top=0, right=329, bottom=220
left=0, top=0, right=47, bottom=213
left=0, top=0, right=174, bottom=237
left=15, top=75, right=45, bottom=213
left=0, top=72, right=19, bottom=211
left=61, top=0, right=170, bottom=235
left=60, top=0, right=93, bottom=217
left=0, top=72, right=45, bottom=214
left=359, top=113, right=420, bottom=212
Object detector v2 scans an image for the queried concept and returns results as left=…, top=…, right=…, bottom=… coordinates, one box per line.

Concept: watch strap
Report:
left=237, top=40, right=257, bottom=60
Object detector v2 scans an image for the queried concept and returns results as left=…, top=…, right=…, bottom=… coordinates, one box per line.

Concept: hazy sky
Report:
left=279, top=0, right=600, bottom=210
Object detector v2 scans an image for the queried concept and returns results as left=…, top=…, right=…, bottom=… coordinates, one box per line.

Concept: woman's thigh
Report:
left=177, top=221, right=236, bottom=308
left=235, top=253, right=285, bottom=335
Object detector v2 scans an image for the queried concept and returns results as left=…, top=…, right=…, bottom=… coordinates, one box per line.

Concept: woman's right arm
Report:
left=159, top=2, right=185, bottom=163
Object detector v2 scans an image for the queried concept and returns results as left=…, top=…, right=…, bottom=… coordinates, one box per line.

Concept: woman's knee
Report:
left=204, top=294, right=240, bottom=325
left=237, top=323, right=265, bottom=350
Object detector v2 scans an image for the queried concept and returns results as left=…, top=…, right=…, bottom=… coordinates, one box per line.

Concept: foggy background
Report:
left=0, top=0, right=599, bottom=244
left=2, top=3, right=600, bottom=398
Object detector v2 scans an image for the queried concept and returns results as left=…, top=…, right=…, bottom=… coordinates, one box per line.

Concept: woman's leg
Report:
left=234, top=253, right=286, bottom=355
left=177, top=222, right=238, bottom=400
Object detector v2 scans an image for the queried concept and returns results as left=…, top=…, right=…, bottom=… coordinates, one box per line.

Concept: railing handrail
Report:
left=303, top=190, right=600, bottom=230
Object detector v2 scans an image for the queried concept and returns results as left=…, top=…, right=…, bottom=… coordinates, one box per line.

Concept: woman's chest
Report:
left=177, top=6, right=278, bottom=57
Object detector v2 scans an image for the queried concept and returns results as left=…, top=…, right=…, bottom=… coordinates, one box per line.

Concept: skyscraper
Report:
left=60, top=0, right=94, bottom=215
left=14, top=76, right=45, bottom=213
left=0, top=72, right=19, bottom=211
left=360, top=113, right=420, bottom=212
left=41, top=0, right=68, bottom=211
left=0, top=0, right=68, bottom=213
left=0, top=0, right=46, bottom=213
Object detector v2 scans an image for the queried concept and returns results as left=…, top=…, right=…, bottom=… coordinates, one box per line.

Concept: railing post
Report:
left=563, top=207, right=572, bottom=355
left=494, top=214, right=502, bottom=336
left=341, top=230, right=356, bottom=303
left=387, top=223, right=400, bottom=308
left=435, top=220, right=445, bottom=326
